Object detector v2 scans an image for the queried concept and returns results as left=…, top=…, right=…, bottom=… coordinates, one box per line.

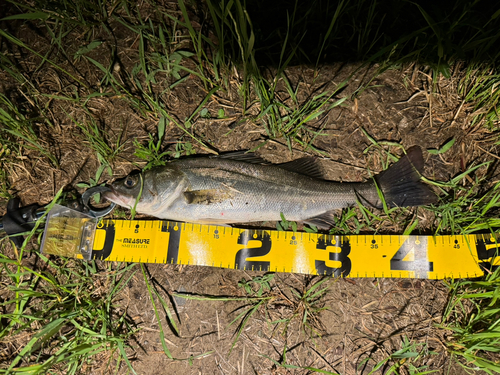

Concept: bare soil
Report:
left=121, top=267, right=452, bottom=375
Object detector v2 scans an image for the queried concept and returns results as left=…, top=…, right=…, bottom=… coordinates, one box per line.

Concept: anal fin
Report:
left=303, top=211, right=337, bottom=230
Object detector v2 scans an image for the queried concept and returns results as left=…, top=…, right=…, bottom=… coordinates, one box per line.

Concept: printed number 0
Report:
left=91, top=222, right=115, bottom=260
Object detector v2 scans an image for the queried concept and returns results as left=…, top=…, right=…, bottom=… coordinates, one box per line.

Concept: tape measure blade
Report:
left=88, top=220, right=487, bottom=279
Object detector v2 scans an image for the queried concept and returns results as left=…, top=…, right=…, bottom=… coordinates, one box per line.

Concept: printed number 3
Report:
left=315, top=236, right=352, bottom=277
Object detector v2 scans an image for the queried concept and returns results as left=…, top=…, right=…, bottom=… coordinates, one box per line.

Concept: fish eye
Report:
left=123, top=175, right=138, bottom=188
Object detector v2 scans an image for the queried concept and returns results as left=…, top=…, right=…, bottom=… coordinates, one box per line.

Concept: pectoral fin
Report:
left=184, top=189, right=233, bottom=205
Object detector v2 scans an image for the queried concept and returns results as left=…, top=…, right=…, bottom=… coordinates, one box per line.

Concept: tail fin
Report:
left=375, top=146, right=437, bottom=207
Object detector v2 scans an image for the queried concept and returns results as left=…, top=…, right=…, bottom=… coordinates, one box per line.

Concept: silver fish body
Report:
left=104, top=147, right=436, bottom=228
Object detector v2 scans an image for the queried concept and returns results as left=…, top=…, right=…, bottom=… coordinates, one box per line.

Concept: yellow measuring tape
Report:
left=41, top=207, right=499, bottom=279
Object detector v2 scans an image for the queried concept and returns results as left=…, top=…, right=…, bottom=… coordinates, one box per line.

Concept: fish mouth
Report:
left=102, top=187, right=134, bottom=208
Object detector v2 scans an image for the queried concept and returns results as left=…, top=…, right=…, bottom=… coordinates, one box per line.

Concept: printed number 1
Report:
left=162, top=223, right=182, bottom=264
left=390, top=237, right=433, bottom=274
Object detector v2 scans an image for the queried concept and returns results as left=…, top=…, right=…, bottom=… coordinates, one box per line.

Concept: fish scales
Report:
left=175, top=159, right=366, bottom=223
left=104, top=147, right=436, bottom=228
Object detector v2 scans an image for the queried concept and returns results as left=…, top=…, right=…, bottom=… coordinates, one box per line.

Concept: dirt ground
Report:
left=1, top=4, right=498, bottom=374
left=119, top=267, right=447, bottom=374
left=101, top=67, right=487, bottom=375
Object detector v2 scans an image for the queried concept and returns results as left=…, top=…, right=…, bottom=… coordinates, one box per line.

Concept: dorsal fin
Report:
left=278, top=157, right=326, bottom=179
left=212, top=151, right=267, bottom=164
left=213, top=151, right=326, bottom=179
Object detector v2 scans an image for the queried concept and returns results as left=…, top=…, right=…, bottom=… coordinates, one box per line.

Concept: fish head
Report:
left=103, top=170, right=144, bottom=209
left=103, top=166, right=186, bottom=215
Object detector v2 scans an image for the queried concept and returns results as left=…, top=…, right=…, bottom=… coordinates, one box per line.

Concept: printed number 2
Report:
left=234, top=230, right=272, bottom=271
left=315, top=236, right=352, bottom=277
left=390, top=237, right=433, bottom=274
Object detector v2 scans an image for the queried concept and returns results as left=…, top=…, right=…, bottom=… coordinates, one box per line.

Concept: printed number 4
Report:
left=390, top=237, right=433, bottom=273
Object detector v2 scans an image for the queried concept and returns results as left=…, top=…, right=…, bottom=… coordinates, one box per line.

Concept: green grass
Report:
left=0, top=168, right=11, bottom=201
left=282, top=277, right=330, bottom=339
left=0, top=93, right=58, bottom=167
left=458, top=63, right=500, bottom=130
left=267, top=334, right=440, bottom=375
left=140, top=265, right=179, bottom=359
left=1, top=0, right=500, bottom=373
left=363, top=336, right=439, bottom=375
left=0, top=225, right=138, bottom=374
left=251, top=73, right=348, bottom=152
left=442, top=267, right=500, bottom=375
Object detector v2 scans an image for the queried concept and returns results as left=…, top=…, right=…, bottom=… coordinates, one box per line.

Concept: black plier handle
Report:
left=1, top=186, right=115, bottom=247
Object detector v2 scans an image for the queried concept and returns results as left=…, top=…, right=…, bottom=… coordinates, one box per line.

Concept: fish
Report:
left=103, top=146, right=436, bottom=228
